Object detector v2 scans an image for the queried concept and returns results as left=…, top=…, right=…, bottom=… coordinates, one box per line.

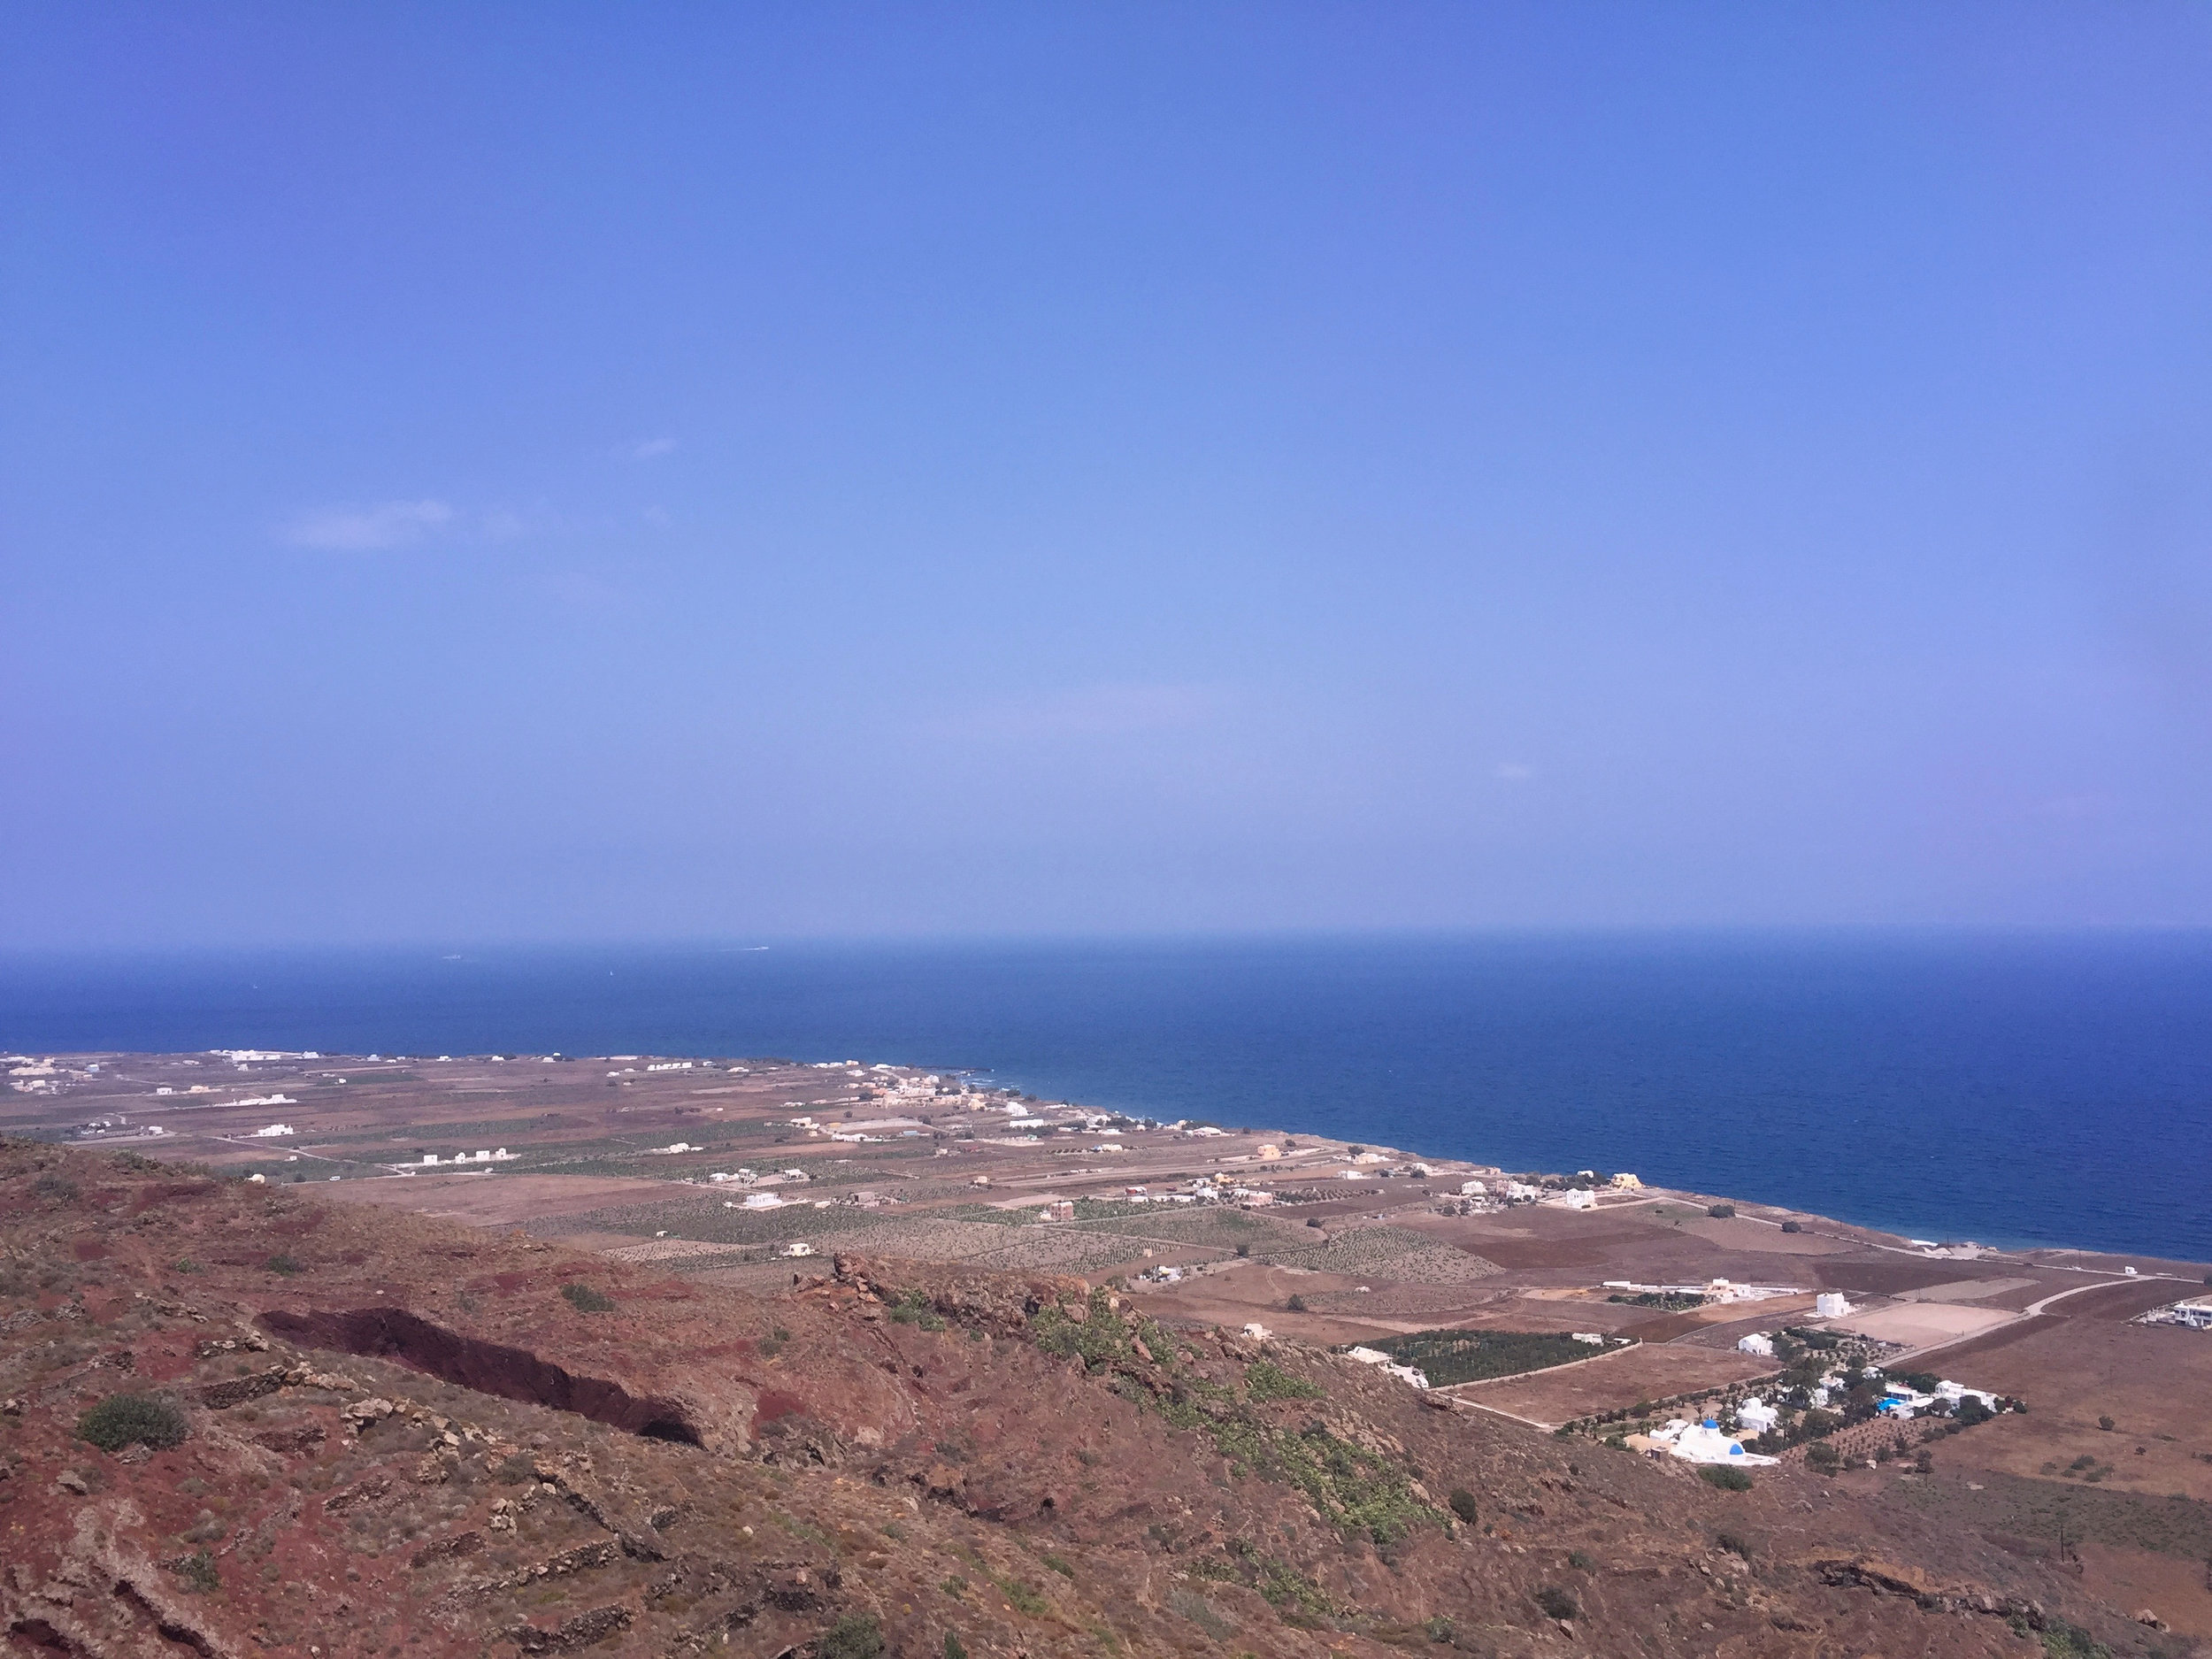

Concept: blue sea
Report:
left=4, top=932, right=2208, bottom=1263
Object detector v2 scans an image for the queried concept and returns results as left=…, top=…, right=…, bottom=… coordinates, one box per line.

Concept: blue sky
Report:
left=5, top=4, right=2210, bottom=945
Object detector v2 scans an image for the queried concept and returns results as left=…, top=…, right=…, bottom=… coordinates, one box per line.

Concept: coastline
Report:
left=7, top=931, right=2208, bottom=1263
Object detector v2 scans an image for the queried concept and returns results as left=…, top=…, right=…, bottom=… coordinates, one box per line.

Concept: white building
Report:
left=1814, top=1292, right=1853, bottom=1318
left=1736, top=1333, right=1775, bottom=1358
left=1932, top=1379, right=2001, bottom=1410
left=1649, top=1418, right=1778, bottom=1467
left=1459, top=1179, right=1487, bottom=1196
left=249, top=1123, right=296, bottom=1138
left=1735, top=1397, right=1779, bottom=1433
left=1343, top=1346, right=1430, bottom=1388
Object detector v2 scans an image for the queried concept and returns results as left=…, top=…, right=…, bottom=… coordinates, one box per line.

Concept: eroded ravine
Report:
left=258, top=1306, right=703, bottom=1444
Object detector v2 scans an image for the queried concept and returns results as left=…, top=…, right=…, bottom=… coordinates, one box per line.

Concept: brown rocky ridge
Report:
left=1, top=1141, right=2188, bottom=1658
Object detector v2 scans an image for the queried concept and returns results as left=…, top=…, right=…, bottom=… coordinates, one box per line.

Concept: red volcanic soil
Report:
left=0, top=1141, right=2164, bottom=1659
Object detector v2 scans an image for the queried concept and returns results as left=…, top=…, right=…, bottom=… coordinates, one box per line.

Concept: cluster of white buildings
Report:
left=1644, top=1417, right=1778, bottom=1467
left=419, top=1148, right=518, bottom=1166
left=2141, top=1300, right=2212, bottom=1332
left=1343, top=1346, right=1432, bottom=1389
left=1878, top=1379, right=2001, bottom=1419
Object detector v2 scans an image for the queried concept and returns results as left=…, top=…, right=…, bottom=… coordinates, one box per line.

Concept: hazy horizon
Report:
left=7, top=5, right=2211, bottom=949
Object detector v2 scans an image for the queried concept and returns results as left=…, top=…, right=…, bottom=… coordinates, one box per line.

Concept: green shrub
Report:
left=176, top=1548, right=219, bottom=1593
left=1041, top=1552, right=1075, bottom=1578
left=1567, top=1548, right=1594, bottom=1571
left=1706, top=1203, right=1735, bottom=1219
left=1716, top=1531, right=1753, bottom=1558
left=1778, top=1219, right=1801, bottom=1233
left=1699, top=1464, right=1754, bottom=1492
left=819, top=1612, right=885, bottom=1659
left=943, top=1635, right=968, bottom=1659
left=78, top=1393, right=189, bottom=1453
left=1285, top=1294, right=1309, bottom=1313
left=1448, top=1488, right=1479, bottom=1525
left=1533, top=1586, right=1579, bottom=1620
left=1246, top=1361, right=1322, bottom=1402
left=265, top=1251, right=304, bottom=1277
left=2039, top=1619, right=2113, bottom=1658
left=34, top=1173, right=81, bottom=1202
left=561, top=1282, right=615, bottom=1313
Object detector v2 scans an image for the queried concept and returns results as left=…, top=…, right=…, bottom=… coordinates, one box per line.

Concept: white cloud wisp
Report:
left=280, top=499, right=454, bottom=550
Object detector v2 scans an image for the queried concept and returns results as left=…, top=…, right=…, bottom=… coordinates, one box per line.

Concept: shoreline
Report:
left=5, top=930, right=2208, bottom=1262
left=6, top=1043, right=2209, bottom=1286
left=941, top=1063, right=2212, bottom=1279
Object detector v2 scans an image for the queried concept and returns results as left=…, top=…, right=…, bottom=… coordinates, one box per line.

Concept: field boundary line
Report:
left=1433, top=1340, right=1642, bottom=1391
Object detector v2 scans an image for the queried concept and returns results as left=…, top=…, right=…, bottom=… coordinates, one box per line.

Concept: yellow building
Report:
left=1609, top=1171, right=1643, bottom=1191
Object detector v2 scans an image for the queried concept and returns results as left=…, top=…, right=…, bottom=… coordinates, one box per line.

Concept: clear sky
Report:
left=5, top=4, right=2210, bottom=947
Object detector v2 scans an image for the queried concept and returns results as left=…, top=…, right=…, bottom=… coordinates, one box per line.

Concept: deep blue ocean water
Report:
left=4, top=933, right=2208, bottom=1263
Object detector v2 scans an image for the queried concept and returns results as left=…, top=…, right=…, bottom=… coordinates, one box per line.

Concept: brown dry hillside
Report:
left=0, top=1143, right=2175, bottom=1658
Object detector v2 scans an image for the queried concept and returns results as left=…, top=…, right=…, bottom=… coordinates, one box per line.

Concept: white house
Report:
left=1736, top=1333, right=1776, bottom=1358
left=1648, top=1418, right=1778, bottom=1467
left=1735, top=1397, right=1779, bottom=1433
left=1814, top=1293, right=1853, bottom=1318
left=1342, top=1347, right=1429, bottom=1388
left=1932, top=1380, right=2001, bottom=1410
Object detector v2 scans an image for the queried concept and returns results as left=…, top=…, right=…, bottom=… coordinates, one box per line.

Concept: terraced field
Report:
left=1263, top=1225, right=1503, bottom=1285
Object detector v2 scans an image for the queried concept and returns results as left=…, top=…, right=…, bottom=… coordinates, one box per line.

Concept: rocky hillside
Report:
left=0, top=1143, right=2170, bottom=1657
